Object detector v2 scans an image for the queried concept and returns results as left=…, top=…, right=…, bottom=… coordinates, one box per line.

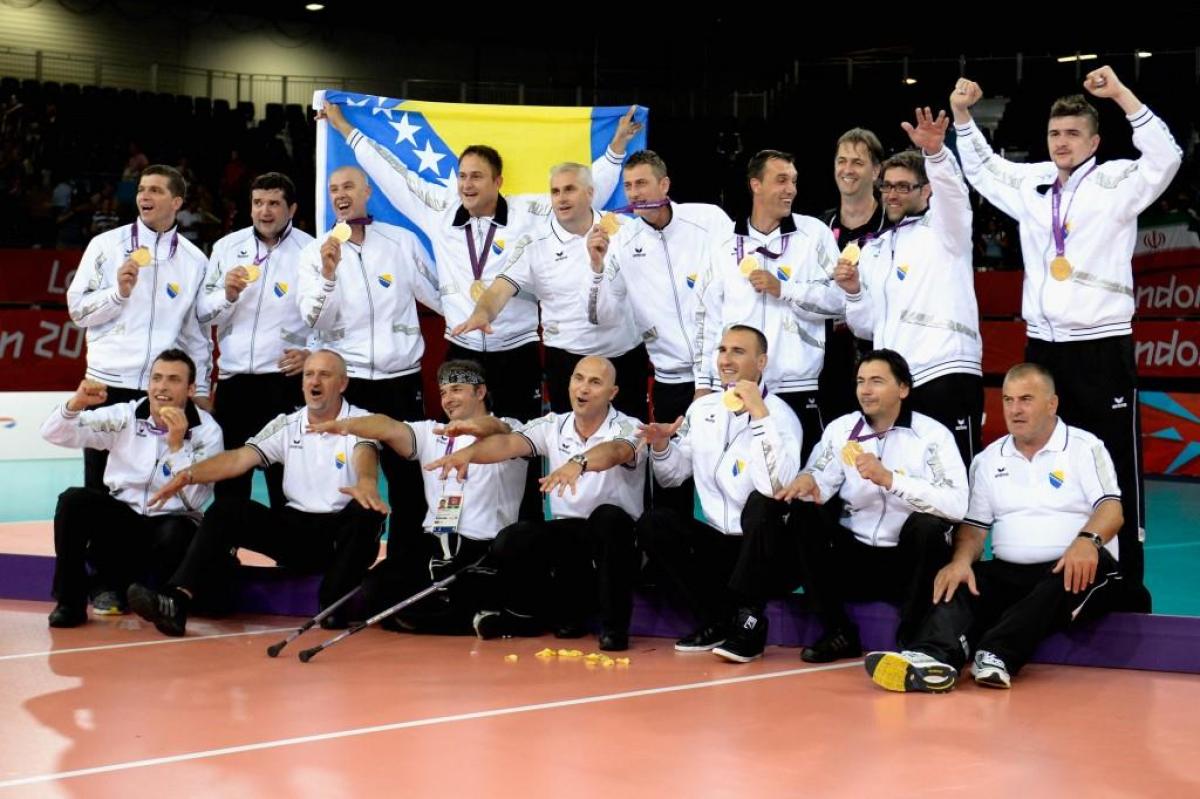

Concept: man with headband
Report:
left=424, top=355, right=646, bottom=652
left=307, top=359, right=526, bottom=634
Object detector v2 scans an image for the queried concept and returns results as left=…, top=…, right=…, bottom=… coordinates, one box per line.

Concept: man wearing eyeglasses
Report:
left=834, top=109, right=982, bottom=467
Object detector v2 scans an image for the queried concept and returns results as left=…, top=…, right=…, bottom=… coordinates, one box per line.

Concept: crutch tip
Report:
left=266, top=642, right=285, bottom=658
left=298, top=647, right=318, bottom=663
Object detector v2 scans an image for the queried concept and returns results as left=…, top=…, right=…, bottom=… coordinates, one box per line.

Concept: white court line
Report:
left=0, top=660, right=864, bottom=789
left=0, top=626, right=293, bottom=662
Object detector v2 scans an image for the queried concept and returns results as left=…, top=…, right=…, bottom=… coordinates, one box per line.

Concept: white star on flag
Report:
left=413, top=139, right=447, bottom=176
left=345, top=97, right=370, bottom=107
left=389, top=113, right=421, bottom=147
left=371, top=96, right=396, bottom=120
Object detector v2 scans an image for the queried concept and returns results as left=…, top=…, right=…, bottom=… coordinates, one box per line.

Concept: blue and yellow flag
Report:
left=315, top=90, right=649, bottom=251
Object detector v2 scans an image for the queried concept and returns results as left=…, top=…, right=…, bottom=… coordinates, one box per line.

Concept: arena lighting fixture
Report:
left=1137, top=51, right=1153, bottom=59
left=903, top=78, right=917, bottom=85
left=305, top=3, right=325, bottom=10
left=1056, top=53, right=1098, bottom=63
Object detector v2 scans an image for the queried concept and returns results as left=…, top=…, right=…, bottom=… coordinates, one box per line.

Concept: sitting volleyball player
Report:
left=425, top=355, right=646, bottom=652
left=307, top=360, right=526, bottom=633
left=865, top=363, right=1125, bottom=692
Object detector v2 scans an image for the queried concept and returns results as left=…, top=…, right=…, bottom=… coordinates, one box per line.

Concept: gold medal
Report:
left=469, top=280, right=486, bottom=302
left=840, top=242, right=861, bottom=265
left=722, top=388, right=744, bottom=412
left=841, top=440, right=864, bottom=466
left=739, top=256, right=758, bottom=277
left=130, top=247, right=152, bottom=267
left=599, top=212, right=622, bottom=236
left=243, top=265, right=261, bottom=283
left=1049, top=256, right=1072, bottom=282
left=331, top=221, right=352, bottom=243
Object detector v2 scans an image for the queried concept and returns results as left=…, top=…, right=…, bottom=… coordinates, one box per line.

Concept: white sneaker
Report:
left=865, top=650, right=957, bottom=693
left=972, top=650, right=1011, bottom=689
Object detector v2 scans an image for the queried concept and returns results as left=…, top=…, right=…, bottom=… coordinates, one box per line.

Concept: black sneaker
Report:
left=712, top=609, right=767, bottom=663
left=598, top=630, right=629, bottom=652
left=864, top=650, right=957, bottom=693
left=472, top=609, right=542, bottom=640
left=127, top=583, right=188, bottom=637
left=674, top=623, right=727, bottom=652
left=48, top=603, right=87, bottom=628
left=801, top=628, right=862, bottom=663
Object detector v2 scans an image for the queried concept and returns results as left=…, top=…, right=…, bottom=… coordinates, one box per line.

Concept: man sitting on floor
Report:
left=40, top=349, right=223, bottom=627
left=127, top=350, right=387, bottom=636
left=865, top=363, right=1124, bottom=692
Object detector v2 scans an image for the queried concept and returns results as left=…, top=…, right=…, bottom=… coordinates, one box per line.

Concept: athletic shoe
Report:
left=674, top=623, right=727, bottom=652
left=127, top=583, right=188, bottom=637
left=712, top=609, right=767, bottom=663
left=800, top=628, right=862, bottom=663
left=91, top=590, right=127, bottom=616
left=48, top=603, right=87, bottom=628
left=972, top=650, right=1012, bottom=689
left=864, top=650, right=957, bottom=693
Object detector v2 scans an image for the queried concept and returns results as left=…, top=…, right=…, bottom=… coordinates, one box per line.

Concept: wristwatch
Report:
left=1077, top=531, right=1104, bottom=550
left=569, top=453, right=588, bottom=473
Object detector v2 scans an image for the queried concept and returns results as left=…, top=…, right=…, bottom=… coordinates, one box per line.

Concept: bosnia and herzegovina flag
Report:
left=314, top=90, right=650, bottom=253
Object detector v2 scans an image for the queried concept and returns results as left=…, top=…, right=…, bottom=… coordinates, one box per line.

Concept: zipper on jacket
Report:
left=353, top=245, right=377, bottom=378
left=137, top=231, right=163, bottom=389
left=658, top=231, right=695, bottom=365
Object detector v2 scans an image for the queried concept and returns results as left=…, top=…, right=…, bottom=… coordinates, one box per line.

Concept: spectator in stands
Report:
left=128, top=350, right=387, bottom=636
left=87, top=183, right=120, bottom=237
left=951, top=66, right=1181, bottom=610
left=865, top=363, right=1123, bottom=693
left=39, top=350, right=223, bottom=627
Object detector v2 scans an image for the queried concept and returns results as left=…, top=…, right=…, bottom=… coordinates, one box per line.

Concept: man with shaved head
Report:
left=320, top=101, right=644, bottom=423
left=298, top=164, right=442, bottom=536
left=128, top=350, right=388, bottom=636
left=426, top=355, right=647, bottom=651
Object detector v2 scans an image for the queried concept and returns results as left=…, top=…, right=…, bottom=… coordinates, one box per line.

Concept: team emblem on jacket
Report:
left=335, top=452, right=347, bottom=470
left=686, top=273, right=697, bottom=289
left=775, top=265, right=791, bottom=281
left=165, top=282, right=181, bottom=299
left=378, top=273, right=393, bottom=288
left=162, top=463, right=172, bottom=477
left=274, top=282, right=288, bottom=297
left=1048, top=469, right=1065, bottom=489
left=491, top=239, right=505, bottom=256
left=732, top=459, right=746, bottom=477
left=896, top=264, right=910, bottom=281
